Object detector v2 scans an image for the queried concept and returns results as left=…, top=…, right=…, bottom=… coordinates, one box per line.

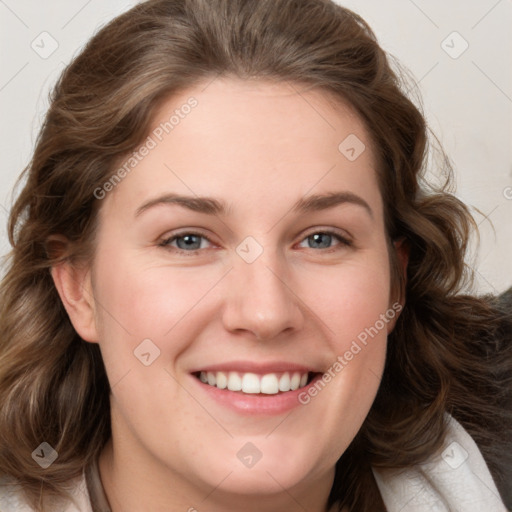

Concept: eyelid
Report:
left=298, top=226, right=353, bottom=245
left=158, top=229, right=216, bottom=251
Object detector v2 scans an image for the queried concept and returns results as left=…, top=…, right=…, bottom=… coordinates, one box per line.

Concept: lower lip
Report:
left=190, top=373, right=323, bottom=415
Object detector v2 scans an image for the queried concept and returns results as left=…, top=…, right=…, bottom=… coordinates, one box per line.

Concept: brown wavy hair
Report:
left=0, top=0, right=510, bottom=510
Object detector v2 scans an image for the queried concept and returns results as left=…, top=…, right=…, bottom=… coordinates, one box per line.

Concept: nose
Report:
left=221, top=249, right=304, bottom=341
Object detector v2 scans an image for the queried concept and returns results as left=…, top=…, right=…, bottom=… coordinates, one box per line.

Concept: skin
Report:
left=52, top=77, right=406, bottom=512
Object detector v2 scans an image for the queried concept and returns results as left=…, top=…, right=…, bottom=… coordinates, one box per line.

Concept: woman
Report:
left=0, top=0, right=510, bottom=510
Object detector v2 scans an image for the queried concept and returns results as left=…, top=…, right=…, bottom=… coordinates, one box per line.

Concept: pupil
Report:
left=178, top=235, right=200, bottom=250
left=311, top=233, right=330, bottom=248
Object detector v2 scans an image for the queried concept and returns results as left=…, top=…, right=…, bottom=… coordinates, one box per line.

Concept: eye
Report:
left=297, top=230, right=352, bottom=250
left=158, top=228, right=352, bottom=255
left=159, top=232, right=214, bottom=253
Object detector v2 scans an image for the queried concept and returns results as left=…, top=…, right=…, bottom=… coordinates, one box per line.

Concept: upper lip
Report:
left=190, top=361, right=321, bottom=374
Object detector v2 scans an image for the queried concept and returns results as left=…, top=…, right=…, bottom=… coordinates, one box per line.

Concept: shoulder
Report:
left=0, top=473, right=93, bottom=512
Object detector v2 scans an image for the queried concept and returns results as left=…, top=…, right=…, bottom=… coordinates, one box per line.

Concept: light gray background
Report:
left=1, top=0, right=511, bottom=293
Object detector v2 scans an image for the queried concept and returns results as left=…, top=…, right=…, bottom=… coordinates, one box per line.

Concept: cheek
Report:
left=285, top=257, right=391, bottom=475
left=92, top=246, right=214, bottom=337
left=303, top=254, right=392, bottom=348
left=89, top=249, right=230, bottom=388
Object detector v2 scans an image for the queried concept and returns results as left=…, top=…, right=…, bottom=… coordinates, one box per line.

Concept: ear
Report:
left=387, top=237, right=409, bottom=333
left=51, top=259, right=99, bottom=343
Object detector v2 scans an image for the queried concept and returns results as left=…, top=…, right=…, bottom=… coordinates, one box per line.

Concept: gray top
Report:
left=85, top=458, right=111, bottom=512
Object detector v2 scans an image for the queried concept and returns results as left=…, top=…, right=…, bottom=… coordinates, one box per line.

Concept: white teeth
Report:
left=198, top=370, right=310, bottom=394
left=227, top=371, right=242, bottom=391
left=260, top=374, right=279, bottom=394
left=216, top=371, right=227, bottom=389
left=278, top=373, right=291, bottom=392
left=242, top=373, right=260, bottom=394
left=290, top=373, right=301, bottom=391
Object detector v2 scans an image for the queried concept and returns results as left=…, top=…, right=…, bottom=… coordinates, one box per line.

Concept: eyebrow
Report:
left=293, top=191, right=373, bottom=218
left=135, top=191, right=373, bottom=219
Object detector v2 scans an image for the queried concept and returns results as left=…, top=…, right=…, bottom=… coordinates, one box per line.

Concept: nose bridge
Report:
left=222, top=243, right=303, bottom=339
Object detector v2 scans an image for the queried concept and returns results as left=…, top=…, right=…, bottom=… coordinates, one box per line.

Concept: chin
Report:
left=186, top=441, right=323, bottom=496
left=207, top=464, right=312, bottom=495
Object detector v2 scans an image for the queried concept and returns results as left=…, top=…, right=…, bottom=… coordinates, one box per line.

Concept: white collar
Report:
left=372, top=413, right=507, bottom=511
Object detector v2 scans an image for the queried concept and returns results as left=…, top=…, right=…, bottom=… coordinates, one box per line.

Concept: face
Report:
left=72, top=78, right=400, bottom=502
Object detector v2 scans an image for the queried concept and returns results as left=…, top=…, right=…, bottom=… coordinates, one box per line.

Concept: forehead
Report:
left=102, top=77, right=383, bottom=221
left=156, top=78, right=373, bottom=164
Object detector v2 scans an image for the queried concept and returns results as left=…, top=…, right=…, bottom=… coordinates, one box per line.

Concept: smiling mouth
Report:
left=193, top=371, right=319, bottom=395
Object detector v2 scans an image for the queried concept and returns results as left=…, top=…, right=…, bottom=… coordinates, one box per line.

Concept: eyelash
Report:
left=158, top=229, right=353, bottom=255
